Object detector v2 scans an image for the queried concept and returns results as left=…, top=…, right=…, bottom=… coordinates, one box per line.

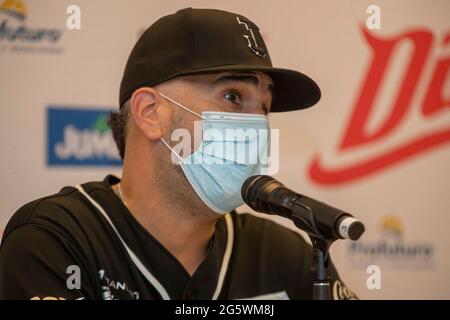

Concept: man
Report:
left=0, top=8, right=356, bottom=300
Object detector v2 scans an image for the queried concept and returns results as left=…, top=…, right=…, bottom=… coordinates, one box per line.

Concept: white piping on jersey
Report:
left=212, top=212, right=233, bottom=300
left=75, top=184, right=233, bottom=300
left=75, top=185, right=170, bottom=300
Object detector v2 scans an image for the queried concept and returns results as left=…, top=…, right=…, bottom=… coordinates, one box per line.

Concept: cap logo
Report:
left=236, top=17, right=267, bottom=58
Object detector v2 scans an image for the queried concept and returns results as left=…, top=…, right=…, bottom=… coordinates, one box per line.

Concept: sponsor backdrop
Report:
left=1, top=0, right=449, bottom=299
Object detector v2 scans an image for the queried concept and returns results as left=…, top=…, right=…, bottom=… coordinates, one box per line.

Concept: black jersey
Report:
left=0, top=175, right=356, bottom=300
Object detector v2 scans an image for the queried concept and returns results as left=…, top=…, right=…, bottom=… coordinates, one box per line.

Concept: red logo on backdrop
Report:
left=309, top=26, right=450, bottom=185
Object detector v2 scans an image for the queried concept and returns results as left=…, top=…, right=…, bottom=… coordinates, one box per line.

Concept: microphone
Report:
left=241, top=175, right=365, bottom=241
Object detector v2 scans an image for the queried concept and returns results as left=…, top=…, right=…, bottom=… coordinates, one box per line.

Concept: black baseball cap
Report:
left=119, top=7, right=321, bottom=112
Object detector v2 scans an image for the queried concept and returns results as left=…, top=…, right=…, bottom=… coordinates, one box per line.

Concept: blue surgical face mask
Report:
left=158, top=92, right=270, bottom=214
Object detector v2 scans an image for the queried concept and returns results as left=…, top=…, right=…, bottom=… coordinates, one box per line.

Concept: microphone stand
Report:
left=309, top=237, right=334, bottom=300
left=291, top=202, right=337, bottom=300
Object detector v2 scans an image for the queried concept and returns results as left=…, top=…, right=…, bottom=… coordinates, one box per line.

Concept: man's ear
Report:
left=130, top=87, right=166, bottom=141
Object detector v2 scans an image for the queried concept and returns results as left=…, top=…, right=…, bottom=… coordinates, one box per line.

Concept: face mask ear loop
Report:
left=159, top=92, right=205, bottom=120
left=160, top=137, right=184, bottom=164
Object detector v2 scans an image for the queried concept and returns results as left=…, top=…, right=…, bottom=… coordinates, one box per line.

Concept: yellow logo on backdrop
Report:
left=0, top=0, right=26, bottom=19
left=348, top=213, right=434, bottom=270
left=380, top=215, right=404, bottom=236
left=0, top=0, right=64, bottom=54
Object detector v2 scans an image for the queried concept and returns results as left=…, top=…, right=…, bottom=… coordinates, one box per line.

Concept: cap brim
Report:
left=177, top=64, right=321, bottom=112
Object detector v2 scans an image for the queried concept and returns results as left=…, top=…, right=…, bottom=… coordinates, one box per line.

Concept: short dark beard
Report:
left=156, top=108, right=219, bottom=220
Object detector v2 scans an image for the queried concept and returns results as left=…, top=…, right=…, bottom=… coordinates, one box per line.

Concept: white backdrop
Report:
left=1, top=0, right=449, bottom=299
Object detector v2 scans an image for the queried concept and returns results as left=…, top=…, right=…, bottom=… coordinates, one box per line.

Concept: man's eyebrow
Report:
left=210, top=74, right=275, bottom=97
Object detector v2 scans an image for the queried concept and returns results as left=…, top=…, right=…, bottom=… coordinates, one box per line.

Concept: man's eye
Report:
left=224, top=91, right=241, bottom=105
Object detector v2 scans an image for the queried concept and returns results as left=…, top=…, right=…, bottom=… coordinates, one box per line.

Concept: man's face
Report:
left=149, top=71, right=273, bottom=215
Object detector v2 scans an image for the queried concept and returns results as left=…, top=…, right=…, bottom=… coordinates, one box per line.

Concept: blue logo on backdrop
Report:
left=47, top=107, right=121, bottom=166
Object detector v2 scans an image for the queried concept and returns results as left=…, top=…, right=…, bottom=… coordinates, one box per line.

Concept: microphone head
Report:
left=241, top=175, right=267, bottom=204
left=241, top=175, right=275, bottom=208
left=241, top=175, right=293, bottom=217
